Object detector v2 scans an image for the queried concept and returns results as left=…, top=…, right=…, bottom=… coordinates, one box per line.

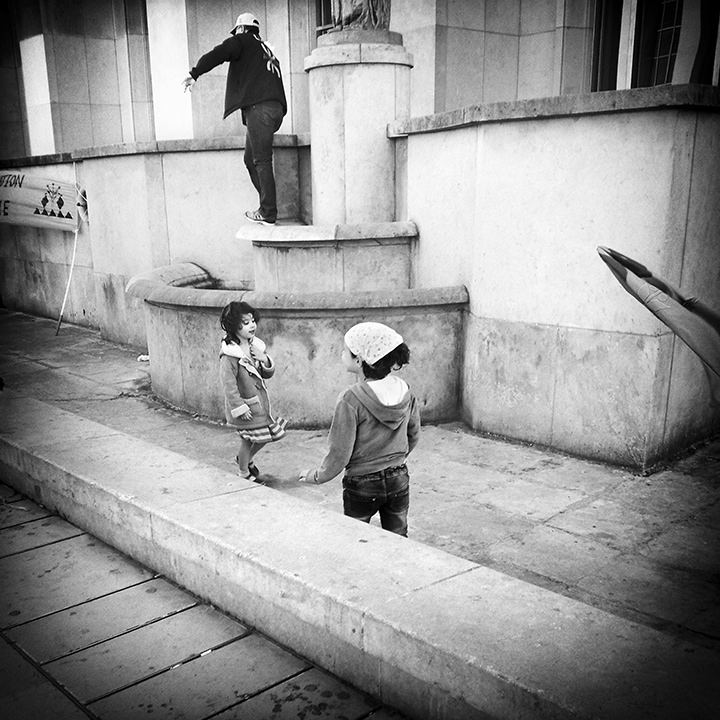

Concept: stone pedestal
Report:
left=304, top=30, right=413, bottom=225
left=239, top=221, right=418, bottom=292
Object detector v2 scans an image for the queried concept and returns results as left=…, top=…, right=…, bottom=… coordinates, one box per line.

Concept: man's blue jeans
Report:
left=243, top=100, right=284, bottom=221
left=342, top=464, right=410, bottom=537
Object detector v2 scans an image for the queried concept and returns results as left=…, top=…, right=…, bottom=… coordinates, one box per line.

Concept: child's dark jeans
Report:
left=342, top=464, right=409, bottom=536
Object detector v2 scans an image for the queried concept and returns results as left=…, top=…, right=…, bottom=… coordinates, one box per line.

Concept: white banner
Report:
left=0, top=171, right=79, bottom=232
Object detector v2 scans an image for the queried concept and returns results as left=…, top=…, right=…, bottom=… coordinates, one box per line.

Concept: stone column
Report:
left=146, top=0, right=193, bottom=140
left=304, top=30, right=412, bottom=225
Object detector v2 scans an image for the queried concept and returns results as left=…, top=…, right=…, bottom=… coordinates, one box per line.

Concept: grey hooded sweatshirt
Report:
left=313, top=378, right=421, bottom=484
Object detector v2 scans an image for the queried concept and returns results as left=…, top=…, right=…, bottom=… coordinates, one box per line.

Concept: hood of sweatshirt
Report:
left=348, top=379, right=411, bottom=429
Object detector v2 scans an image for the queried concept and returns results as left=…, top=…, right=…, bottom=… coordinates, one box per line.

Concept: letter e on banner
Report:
left=0, top=171, right=79, bottom=232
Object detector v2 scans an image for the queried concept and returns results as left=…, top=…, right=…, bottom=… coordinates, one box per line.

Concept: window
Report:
left=592, top=0, right=623, bottom=91
left=632, top=0, right=684, bottom=87
left=316, top=0, right=333, bottom=38
left=591, top=0, right=719, bottom=91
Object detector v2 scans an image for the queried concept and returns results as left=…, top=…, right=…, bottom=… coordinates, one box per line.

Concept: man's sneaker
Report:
left=245, top=210, right=275, bottom=225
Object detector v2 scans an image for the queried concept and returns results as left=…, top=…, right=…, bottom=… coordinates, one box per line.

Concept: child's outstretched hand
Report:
left=240, top=409, right=253, bottom=421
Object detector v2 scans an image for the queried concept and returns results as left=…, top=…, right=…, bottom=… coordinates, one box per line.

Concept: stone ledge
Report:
left=305, top=29, right=412, bottom=72
left=318, top=29, right=404, bottom=46
left=125, top=262, right=217, bottom=302
left=0, top=151, right=74, bottom=167
left=238, top=220, right=418, bottom=246
left=305, top=43, right=413, bottom=70
left=388, top=84, right=720, bottom=137
left=1, top=396, right=718, bottom=720
left=1, top=136, right=307, bottom=167
left=124, top=261, right=466, bottom=311
left=72, top=135, right=303, bottom=159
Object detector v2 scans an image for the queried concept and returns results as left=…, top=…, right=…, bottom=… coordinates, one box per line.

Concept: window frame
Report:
left=315, top=0, right=333, bottom=40
left=598, top=0, right=718, bottom=90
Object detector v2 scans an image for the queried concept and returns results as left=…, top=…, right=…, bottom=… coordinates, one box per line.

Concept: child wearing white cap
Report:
left=299, top=322, right=421, bottom=536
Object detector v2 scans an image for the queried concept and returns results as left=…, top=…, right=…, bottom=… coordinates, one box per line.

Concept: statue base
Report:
left=304, top=30, right=413, bottom=224
left=318, top=28, right=403, bottom=46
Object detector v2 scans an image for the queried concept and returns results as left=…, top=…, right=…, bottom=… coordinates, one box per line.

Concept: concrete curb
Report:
left=2, top=396, right=719, bottom=720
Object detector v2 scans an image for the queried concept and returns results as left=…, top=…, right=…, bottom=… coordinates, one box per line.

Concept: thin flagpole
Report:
left=56, top=163, right=86, bottom=335
left=55, top=225, right=79, bottom=335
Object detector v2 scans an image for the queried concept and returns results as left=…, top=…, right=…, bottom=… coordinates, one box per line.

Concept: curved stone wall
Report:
left=127, top=263, right=468, bottom=426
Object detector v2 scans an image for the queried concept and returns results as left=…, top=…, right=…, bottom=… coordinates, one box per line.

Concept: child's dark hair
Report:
left=220, top=301, right=259, bottom=341
left=358, top=343, right=411, bottom=380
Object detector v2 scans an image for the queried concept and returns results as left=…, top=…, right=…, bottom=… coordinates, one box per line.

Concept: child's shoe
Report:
left=235, top=456, right=263, bottom=483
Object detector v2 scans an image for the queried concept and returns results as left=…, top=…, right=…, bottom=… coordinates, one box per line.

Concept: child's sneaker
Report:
left=235, top=456, right=264, bottom=483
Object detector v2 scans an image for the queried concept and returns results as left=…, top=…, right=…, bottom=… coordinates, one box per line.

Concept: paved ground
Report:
left=0, top=481, right=407, bottom=719
left=1, top=309, right=719, bottom=717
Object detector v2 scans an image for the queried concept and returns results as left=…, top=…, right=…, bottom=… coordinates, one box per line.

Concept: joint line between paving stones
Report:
left=1, top=629, right=101, bottom=720
left=200, top=666, right=316, bottom=720
left=37, top=601, right=204, bottom=666
left=1, top=575, right=165, bottom=631
left=0, top=499, right=53, bottom=521
left=84, top=627, right=253, bottom=706
left=177, top=485, right=266, bottom=506
left=378, top=565, right=482, bottom=606
left=486, top=557, right=720, bottom=650
left=0, top=527, right=86, bottom=558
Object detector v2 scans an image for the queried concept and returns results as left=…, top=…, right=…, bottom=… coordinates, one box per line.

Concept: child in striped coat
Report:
left=219, top=301, right=286, bottom=481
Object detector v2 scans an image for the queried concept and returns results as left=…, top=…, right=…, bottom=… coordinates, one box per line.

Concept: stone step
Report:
left=238, top=220, right=418, bottom=292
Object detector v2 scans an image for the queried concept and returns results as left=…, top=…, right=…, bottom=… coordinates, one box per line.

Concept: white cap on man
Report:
left=231, top=12, right=260, bottom=34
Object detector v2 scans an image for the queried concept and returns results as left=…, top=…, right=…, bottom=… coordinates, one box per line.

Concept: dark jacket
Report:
left=190, top=32, right=287, bottom=120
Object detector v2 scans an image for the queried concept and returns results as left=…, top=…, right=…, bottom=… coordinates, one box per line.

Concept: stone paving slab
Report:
left=0, top=533, right=154, bottom=628
left=576, top=554, right=717, bottom=634
left=0, top=495, right=53, bottom=528
left=488, top=524, right=624, bottom=584
left=1, top=637, right=88, bottom=720
left=641, top=523, right=720, bottom=572
left=45, top=605, right=248, bottom=703
left=88, top=635, right=311, bottom=720
left=548, top=496, right=670, bottom=550
left=470, top=472, right=587, bottom=520
left=0, top=514, right=83, bottom=556
left=7, top=577, right=197, bottom=664
left=3, top=365, right=123, bottom=403
left=210, top=667, right=380, bottom=720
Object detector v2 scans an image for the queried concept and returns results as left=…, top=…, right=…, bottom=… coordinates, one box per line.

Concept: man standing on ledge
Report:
left=182, top=13, right=287, bottom=226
